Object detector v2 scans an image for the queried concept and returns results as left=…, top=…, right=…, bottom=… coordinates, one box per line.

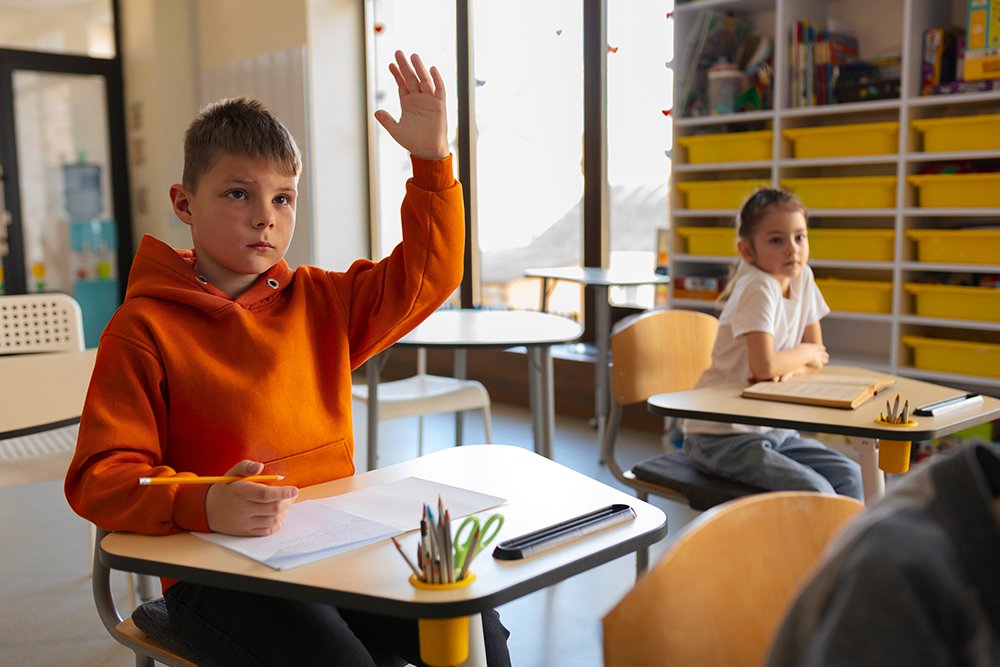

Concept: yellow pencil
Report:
left=138, top=475, right=284, bottom=486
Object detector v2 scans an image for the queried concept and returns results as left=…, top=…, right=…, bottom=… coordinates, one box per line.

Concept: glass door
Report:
left=0, top=48, right=131, bottom=347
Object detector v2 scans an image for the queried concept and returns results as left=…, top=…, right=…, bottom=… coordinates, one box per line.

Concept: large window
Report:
left=607, top=1, right=674, bottom=310
left=366, top=1, right=674, bottom=316
left=0, top=0, right=114, bottom=58
left=368, top=0, right=457, bottom=262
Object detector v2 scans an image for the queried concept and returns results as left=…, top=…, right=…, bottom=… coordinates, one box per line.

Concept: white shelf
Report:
left=900, top=262, right=1000, bottom=273
left=671, top=297, right=722, bottom=311
left=898, top=315, right=1000, bottom=332
left=667, top=0, right=1000, bottom=384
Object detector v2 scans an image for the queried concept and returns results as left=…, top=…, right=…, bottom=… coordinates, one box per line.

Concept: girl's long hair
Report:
left=716, top=187, right=808, bottom=302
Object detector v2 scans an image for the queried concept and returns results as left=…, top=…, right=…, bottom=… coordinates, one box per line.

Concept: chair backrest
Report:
left=609, top=309, right=718, bottom=407
left=602, top=492, right=864, bottom=667
left=0, top=293, right=85, bottom=353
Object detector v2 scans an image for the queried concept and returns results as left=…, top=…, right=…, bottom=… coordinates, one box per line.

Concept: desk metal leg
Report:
left=527, top=346, right=555, bottom=459
left=593, top=285, right=611, bottom=449
left=850, top=436, right=885, bottom=505
left=366, top=359, right=380, bottom=471
left=454, top=349, right=467, bottom=446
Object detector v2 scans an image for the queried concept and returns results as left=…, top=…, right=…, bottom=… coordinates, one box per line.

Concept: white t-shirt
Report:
left=683, top=262, right=830, bottom=435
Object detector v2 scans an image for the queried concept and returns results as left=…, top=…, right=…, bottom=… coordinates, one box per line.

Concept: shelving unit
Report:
left=668, top=0, right=1000, bottom=394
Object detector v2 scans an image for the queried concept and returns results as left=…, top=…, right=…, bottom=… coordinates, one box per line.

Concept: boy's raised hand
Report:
left=375, top=50, right=449, bottom=160
left=205, top=460, right=298, bottom=536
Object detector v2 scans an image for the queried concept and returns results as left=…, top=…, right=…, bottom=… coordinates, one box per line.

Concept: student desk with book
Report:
left=365, top=309, right=582, bottom=466
left=647, top=367, right=1000, bottom=504
left=100, top=445, right=667, bottom=667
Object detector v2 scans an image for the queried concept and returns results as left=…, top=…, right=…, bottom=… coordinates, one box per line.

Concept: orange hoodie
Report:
left=66, top=156, right=463, bottom=539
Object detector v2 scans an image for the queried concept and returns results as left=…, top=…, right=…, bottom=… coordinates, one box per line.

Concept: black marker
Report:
left=913, top=393, right=983, bottom=416
left=493, top=504, right=635, bottom=560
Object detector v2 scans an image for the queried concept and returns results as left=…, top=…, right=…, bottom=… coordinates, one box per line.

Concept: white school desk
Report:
left=365, top=309, right=582, bottom=466
left=100, top=445, right=668, bottom=667
left=524, top=266, right=670, bottom=449
left=647, top=368, right=1000, bottom=504
left=0, top=348, right=96, bottom=438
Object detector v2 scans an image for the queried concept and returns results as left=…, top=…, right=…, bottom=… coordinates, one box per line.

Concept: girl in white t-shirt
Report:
left=683, top=188, right=863, bottom=499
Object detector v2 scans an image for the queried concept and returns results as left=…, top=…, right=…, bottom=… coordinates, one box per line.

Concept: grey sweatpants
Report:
left=684, top=428, right=863, bottom=500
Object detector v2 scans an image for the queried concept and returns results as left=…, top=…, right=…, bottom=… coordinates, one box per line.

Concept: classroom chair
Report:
left=352, top=347, right=492, bottom=460
left=600, top=309, right=766, bottom=573
left=602, top=492, right=864, bottom=667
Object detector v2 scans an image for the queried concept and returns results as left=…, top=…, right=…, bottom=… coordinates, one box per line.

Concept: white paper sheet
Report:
left=193, top=476, right=506, bottom=570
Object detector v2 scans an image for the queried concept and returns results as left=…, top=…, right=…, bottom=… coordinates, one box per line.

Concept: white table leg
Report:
left=455, top=613, right=487, bottom=667
left=454, top=349, right=468, bottom=446
left=850, top=436, right=885, bottom=505
left=527, top=346, right=555, bottom=458
left=593, top=285, right=610, bottom=449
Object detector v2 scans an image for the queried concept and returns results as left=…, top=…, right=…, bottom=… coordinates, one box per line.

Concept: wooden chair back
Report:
left=609, top=309, right=718, bottom=407
left=603, top=492, right=864, bottom=667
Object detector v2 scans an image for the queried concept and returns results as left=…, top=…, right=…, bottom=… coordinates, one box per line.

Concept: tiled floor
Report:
left=0, top=403, right=698, bottom=666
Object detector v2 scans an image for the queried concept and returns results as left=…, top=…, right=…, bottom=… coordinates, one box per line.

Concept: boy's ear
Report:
left=170, top=183, right=194, bottom=226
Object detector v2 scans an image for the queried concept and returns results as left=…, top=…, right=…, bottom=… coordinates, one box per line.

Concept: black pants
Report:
left=164, top=582, right=512, bottom=667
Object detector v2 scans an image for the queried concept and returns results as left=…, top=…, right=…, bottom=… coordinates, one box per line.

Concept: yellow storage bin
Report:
left=675, top=179, right=769, bottom=210
left=781, top=176, right=897, bottom=209
left=675, top=227, right=737, bottom=256
left=905, top=283, right=1000, bottom=322
left=783, top=121, right=899, bottom=158
left=911, top=113, right=1000, bottom=152
left=902, top=335, right=1000, bottom=379
left=815, top=278, right=893, bottom=313
left=906, top=228, right=1000, bottom=264
left=907, top=172, right=1000, bottom=208
left=676, top=130, right=773, bottom=164
left=809, top=229, right=895, bottom=261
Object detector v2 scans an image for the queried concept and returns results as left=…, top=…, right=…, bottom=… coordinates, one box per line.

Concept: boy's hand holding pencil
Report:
left=198, top=460, right=299, bottom=538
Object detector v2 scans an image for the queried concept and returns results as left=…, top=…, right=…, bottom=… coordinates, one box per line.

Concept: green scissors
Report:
left=453, top=513, right=504, bottom=570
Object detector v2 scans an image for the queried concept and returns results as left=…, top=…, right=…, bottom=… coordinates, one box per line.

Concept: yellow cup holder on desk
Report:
left=874, top=418, right=918, bottom=474
left=409, top=572, right=477, bottom=666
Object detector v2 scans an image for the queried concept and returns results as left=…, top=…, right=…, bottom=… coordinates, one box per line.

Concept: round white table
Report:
left=365, top=309, right=582, bottom=466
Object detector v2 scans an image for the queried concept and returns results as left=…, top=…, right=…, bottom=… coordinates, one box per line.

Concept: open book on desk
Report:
left=195, top=477, right=505, bottom=570
left=741, top=374, right=896, bottom=409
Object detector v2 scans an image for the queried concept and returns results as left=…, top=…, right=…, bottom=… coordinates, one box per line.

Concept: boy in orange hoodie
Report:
left=66, top=51, right=511, bottom=666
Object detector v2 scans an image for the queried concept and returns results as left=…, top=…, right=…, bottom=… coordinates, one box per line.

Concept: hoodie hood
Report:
left=125, top=234, right=295, bottom=315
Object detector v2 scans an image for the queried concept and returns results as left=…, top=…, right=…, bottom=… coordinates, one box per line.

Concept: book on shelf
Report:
left=741, top=374, right=896, bottom=409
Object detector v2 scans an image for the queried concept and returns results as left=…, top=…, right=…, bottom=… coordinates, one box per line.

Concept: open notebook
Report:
left=195, top=476, right=505, bottom=570
left=741, top=374, right=896, bottom=409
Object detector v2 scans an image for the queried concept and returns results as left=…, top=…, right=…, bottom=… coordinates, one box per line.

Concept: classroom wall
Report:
left=119, top=0, right=369, bottom=269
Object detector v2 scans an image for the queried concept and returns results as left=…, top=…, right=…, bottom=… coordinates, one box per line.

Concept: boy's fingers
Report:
left=374, top=109, right=398, bottom=134
left=225, top=459, right=264, bottom=476
left=387, top=62, right=407, bottom=96
left=430, top=66, right=446, bottom=99
left=394, top=49, right=420, bottom=92
left=410, top=53, right=434, bottom=95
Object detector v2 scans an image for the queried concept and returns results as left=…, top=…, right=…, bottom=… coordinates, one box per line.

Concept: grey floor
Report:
left=0, top=403, right=699, bottom=667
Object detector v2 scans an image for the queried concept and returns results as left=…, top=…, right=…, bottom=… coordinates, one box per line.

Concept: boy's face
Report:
left=170, top=154, right=298, bottom=298
left=738, top=206, right=809, bottom=293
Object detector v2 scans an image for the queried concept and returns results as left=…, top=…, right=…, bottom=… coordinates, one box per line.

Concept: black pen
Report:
left=913, top=393, right=983, bottom=416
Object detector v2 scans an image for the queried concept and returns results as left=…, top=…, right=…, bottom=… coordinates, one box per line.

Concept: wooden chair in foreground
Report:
left=603, top=492, right=864, bottom=667
left=600, top=309, right=765, bottom=573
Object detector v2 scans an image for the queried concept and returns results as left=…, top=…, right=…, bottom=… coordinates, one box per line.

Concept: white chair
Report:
left=352, top=348, right=492, bottom=459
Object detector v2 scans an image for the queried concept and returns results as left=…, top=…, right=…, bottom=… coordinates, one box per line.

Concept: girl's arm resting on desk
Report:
left=744, top=326, right=828, bottom=382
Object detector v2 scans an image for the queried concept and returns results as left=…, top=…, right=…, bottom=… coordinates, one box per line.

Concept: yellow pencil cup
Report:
left=874, top=418, right=918, bottom=474
left=409, top=573, right=476, bottom=666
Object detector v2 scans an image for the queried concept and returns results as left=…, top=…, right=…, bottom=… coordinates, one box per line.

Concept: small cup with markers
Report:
left=875, top=393, right=918, bottom=474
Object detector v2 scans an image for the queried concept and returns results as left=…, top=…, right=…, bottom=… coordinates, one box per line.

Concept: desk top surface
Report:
left=101, top=445, right=666, bottom=618
left=649, top=368, right=1000, bottom=441
left=524, top=266, right=670, bottom=286
left=0, top=348, right=96, bottom=437
left=398, top=309, right=582, bottom=348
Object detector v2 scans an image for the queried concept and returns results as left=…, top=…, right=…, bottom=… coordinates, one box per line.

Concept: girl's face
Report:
left=738, top=206, right=809, bottom=293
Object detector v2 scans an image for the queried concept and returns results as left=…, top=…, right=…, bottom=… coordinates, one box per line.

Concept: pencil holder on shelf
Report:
left=409, top=573, right=476, bottom=666
left=874, top=418, right=918, bottom=474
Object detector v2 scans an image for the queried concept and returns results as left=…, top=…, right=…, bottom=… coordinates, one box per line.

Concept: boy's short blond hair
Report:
left=182, top=96, right=302, bottom=191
